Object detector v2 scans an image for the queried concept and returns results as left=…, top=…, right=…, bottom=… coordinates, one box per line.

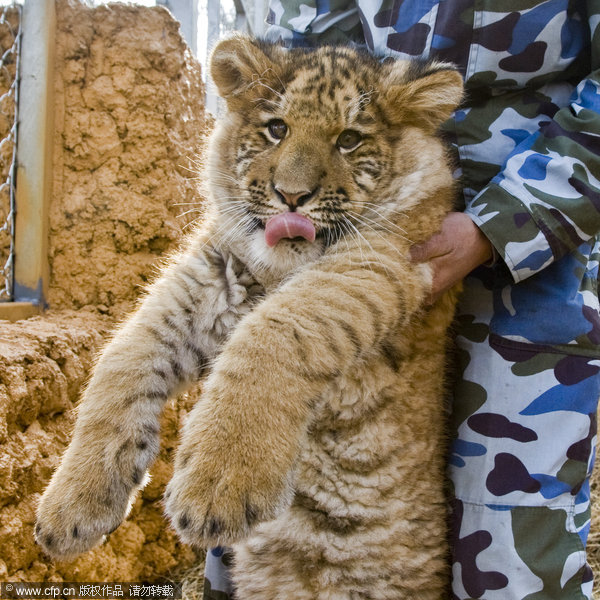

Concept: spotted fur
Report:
left=36, top=36, right=462, bottom=598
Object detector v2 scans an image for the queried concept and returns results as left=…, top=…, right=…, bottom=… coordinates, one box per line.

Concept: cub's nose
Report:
left=274, top=185, right=316, bottom=210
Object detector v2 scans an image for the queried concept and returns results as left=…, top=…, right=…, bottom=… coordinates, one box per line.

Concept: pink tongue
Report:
left=264, top=213, right=316, bottom=247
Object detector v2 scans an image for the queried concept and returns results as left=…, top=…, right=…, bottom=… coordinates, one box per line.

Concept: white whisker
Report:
left=353, top=210, right=414, bottom=245
left=360, top=202, right=411, bottom=236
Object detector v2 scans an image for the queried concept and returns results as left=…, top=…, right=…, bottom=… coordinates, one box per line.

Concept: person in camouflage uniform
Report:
left=203, top=1, right=600, bottom=598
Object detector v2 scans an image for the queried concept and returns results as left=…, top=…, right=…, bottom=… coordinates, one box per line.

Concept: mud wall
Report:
left=50, top=0, right=206, bottom=316
left=0, top=311, right=199, bottom=581
left=0, top=0, right=205, bottom=582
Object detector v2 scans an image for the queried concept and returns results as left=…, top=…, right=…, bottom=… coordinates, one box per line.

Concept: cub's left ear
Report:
left=382, top=61, right=463, bottom=132
left=210, top=35, right=285, bottom=110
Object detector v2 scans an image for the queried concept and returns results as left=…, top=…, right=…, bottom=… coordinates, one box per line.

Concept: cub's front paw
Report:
left=35, top=473, right=133, bottom=559
left=36, top=416, right=161, bottom=558
left=164, top=434, right=293, bottom=547
left=35, top=449, right=148, bottom=559
left=35, top=464, right=137, bottom=559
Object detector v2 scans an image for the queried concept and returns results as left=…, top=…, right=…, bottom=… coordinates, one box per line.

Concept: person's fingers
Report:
left=409, top=242, right=430, bottom=263
left=426, top=257, right=454, bottom=304
left=409, top=212, right=494, bottom=305
left=409, top=232, right=449, bottom=263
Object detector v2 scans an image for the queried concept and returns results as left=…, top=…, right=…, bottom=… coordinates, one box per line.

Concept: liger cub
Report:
left=36, top=36, right=463, bottom=599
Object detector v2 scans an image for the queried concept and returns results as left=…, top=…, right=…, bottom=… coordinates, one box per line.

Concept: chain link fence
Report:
left=0, top=5, right=20, bottom=302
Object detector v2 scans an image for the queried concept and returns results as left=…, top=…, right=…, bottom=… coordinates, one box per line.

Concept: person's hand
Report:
left=410, top=212, right=493, bottom=304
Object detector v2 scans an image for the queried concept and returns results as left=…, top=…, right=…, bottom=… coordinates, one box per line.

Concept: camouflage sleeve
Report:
left=466, top=6, right=600, bottom=283
left=264, top=0, right=363, bottom=46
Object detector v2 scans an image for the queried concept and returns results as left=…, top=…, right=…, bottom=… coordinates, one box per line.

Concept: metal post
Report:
left=5, top=0, right=55, bottom=317
left=205, top=0, right=220, bottom=114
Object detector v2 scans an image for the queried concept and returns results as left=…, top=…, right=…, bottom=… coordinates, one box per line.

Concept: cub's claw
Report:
left=35, top=418, right=160, bottom=558
left=35, top=473, right=133, bottom=559
left=164, top=432, right=293, bottom=547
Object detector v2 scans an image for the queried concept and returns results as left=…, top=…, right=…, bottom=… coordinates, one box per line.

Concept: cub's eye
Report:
left=336, top=129, right=363, bottom=151
left=266, top=119, right=288, bottom=141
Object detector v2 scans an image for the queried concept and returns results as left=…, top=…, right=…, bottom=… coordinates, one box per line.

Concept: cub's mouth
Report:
left=263, top=212, right=317, bottom=247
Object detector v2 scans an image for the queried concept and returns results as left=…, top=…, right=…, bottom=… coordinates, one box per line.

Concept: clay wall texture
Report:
left=50, top=0, right=206, bottom=315
left=1, top=0, right=205, bottom=582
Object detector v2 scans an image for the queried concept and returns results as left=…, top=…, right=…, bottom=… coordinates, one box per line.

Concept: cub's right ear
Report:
left=382, top=60, right=463, bottom=132
left=210, top=35, right=284, bottom=110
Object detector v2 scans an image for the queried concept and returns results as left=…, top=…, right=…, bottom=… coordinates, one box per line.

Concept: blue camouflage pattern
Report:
left=203, top=1, right=600, bottom=598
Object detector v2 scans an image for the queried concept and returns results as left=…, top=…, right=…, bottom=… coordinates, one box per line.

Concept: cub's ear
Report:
left=382, top=60, right=463, bottom=131
left=210, top=35, right=284, bottom=109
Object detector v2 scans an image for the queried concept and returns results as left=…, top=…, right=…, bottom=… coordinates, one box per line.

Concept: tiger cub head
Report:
left=208, top=35, right=462, bottom=276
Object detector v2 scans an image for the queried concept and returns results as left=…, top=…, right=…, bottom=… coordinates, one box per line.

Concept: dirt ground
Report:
left=0, top=310, right=201, bottom=581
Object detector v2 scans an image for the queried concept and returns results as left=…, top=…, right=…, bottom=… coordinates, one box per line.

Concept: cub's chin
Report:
left=244, top=227, right=326, bottom=277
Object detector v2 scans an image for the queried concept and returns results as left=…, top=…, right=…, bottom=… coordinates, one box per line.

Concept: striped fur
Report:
left=36, top=36, right=463, bottom=598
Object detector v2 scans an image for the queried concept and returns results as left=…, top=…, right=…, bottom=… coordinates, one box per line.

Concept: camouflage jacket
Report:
left=265, top=0, right=600, bottom=357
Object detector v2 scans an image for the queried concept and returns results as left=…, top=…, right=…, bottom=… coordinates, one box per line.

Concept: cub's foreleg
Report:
left=164, top=237, right=432, bottom=547
left=35, top=245, right=254, bottom=559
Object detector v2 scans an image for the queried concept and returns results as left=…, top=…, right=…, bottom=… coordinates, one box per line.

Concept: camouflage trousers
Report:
left=203, top=277, right=600, bottom=600
left=203, top=547, right=235, bottom=599
left=449, top=275, right=599, bottom=599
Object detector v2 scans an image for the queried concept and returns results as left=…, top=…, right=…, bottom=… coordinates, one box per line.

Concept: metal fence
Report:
left=0, top=5, right=21, bottom=302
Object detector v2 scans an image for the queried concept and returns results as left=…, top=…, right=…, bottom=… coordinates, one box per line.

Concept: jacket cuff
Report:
left=465, top=183, right=555, bottom=283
